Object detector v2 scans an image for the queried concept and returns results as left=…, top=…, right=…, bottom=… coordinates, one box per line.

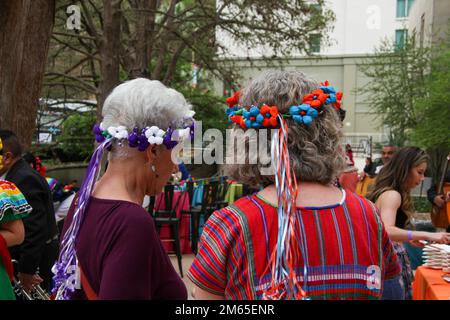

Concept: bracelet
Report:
left=407, top=230, right=413, bottom=241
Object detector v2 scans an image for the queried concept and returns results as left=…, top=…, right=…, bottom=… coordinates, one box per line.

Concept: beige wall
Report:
left=212, top=55, right=389, bottom=143
left=409, top=0, right=450, bottom=45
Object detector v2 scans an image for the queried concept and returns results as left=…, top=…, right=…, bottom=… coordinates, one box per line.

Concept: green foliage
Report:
left=359, top=33, right=431, bottom=147
left=57, top=112, right=96, bottom=161
left=412, top=196, right=432, bottom=213
left=410, top=39, right=450, bottom=151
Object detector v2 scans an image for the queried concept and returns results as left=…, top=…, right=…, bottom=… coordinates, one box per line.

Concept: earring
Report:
left=151, top=164, right=159, bottom=178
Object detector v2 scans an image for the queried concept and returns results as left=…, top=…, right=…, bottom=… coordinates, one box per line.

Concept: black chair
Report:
left=152, top=184, right=183, bottom=277
left=214, top=178, right=229, bottom=209
left=181, top=180, right=214, bottom=255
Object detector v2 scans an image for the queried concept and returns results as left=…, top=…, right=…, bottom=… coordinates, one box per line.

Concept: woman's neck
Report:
left=258, top=181, right=343, bottom=207
left=92, top=159, right=148, bottom=206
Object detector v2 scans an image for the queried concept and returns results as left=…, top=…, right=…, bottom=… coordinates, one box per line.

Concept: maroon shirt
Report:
left=62, top=196, right=187, bottom=300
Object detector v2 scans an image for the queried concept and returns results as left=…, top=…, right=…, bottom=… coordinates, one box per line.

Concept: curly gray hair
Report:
left=226, top=70, right=346, bottom=186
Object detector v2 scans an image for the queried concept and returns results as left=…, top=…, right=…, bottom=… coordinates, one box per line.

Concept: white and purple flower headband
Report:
left=92, top=121, right=195, bottom=151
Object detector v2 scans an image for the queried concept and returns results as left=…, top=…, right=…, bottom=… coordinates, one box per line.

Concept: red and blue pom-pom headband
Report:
left=225, top=81, right=343, bottom=129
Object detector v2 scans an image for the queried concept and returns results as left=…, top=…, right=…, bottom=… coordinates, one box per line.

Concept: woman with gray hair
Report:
left=53, top=78, right=195, bottom=300
left=188, top=70, right=401, bottom=300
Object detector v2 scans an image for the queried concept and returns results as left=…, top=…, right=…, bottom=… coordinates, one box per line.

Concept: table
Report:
left=224, top=183, right=243, bottom=204
left=154, top=190, right=191, bottom=254
left=412, top=266, right=450, bottom=300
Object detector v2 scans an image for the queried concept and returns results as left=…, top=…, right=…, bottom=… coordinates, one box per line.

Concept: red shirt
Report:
left=188, top=190, right=400, bottom=299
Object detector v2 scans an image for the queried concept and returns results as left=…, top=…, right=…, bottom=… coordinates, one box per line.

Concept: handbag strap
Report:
left=79, top=264, right=98, bottom=300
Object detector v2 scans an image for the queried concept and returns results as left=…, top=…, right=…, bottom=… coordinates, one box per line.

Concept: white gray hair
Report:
left=101, top=78, right=193, bottom=159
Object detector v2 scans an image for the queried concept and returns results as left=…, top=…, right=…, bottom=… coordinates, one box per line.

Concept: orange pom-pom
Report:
left=303, top=93, right=314, bottom=102
left=270, top=106, right=279, bottom=116
left=260, top=105, right=270, bottom=114
left=310, top=100, right=321, bottom=108
left=230, top=115, right=242, bottom=123
left=269, top=117, right=278, bottom=127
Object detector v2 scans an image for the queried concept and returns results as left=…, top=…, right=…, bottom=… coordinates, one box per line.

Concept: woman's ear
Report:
left=145, top=144, right=158, bottom=164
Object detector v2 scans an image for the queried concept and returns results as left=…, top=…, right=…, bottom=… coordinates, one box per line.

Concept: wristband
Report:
left=407, top=230, right=413, bottom=241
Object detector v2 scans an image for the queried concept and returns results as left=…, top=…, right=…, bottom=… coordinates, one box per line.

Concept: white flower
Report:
left=107, top=126, right=128, bottom=140
left=145, top=126, right=165, bottom=145
left=177, top=128, right=191, bottom=141
left=99, top=122, right=106, bottom=131
left=186, top=110, right=196, bottom=118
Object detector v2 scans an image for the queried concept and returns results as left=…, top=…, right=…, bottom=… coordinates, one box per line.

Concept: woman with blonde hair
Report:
left=188, top=70, right=401, bottom=300
left=368, top=146, right=450, bottom=299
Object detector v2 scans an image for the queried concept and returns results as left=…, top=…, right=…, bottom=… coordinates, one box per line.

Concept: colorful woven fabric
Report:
left=392, top=242, right=414, bottom=300
left=187, top=191, right=401, bottom=300
left=0, top=180, right=32, bottom=222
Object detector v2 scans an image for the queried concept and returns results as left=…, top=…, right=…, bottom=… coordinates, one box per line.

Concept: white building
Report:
left=213, top=0, right=419, bottom=149
left=218, top=0, right=414, bottom=57
left=408, top=0, right=450, bottom=47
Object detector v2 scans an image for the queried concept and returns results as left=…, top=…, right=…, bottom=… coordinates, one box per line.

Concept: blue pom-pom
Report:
left=250, top=106, right=260, bottom=116
left=303, top=116, right=313, bottom=125
left=309, top=108, right=319, bottom=118
left=256, top=114, right=264, bottom=123
left=289, top=105, right=299, bottom=115
left=292, top=115, right=303, bottom=123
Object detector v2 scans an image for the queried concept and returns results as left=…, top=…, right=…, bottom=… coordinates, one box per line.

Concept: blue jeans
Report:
left=382, top=276, right=405, bottom=300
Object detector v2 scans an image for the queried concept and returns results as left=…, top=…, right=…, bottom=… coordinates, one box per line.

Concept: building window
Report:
left=396, top=0, right=415, bottom=18
left=310, top=34, right=321, bottom=53
left=395, top=29, right=408, bottom=49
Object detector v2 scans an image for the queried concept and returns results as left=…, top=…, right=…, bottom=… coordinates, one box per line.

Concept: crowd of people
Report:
left=0, top=70, right=449, bottom=300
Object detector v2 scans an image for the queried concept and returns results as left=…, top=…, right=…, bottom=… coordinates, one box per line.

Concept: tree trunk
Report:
left=0, top=0, right=55, bottom=149
left=97, top=0, right=122, bottom=121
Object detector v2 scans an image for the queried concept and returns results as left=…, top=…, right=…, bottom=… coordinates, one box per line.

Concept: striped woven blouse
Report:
left=187, top=190, right=401, bottom=300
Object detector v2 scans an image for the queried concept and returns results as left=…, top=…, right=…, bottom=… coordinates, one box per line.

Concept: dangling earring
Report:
left=151, top=164, right=159, bottom=178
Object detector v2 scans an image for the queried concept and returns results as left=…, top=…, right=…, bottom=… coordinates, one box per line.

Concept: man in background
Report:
left=375, top=145, right=398, bottom=174
left=0, top=130, right=58, bottom=293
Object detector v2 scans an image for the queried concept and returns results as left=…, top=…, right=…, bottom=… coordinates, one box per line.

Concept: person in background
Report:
left=374, top=145, right=398, bottom=175
left=0, top=130, right=58, bottom=294
left=339, top=156, right=359, bottom=193
left=427, top=169, right=450, bottom=232
left=345, top=144, right=354, bottom=166
left=368, top=147, right=450, bottom=299
left=23, top=152, right=46, bottom=178
left=363, top=157, right=376, bottom=178
left=0, top=137, right=31, bottom=300
left=0, top=180, right=31, bottom=300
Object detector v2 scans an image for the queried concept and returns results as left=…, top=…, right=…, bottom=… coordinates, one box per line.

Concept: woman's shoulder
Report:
left=377, top=190, right=402, bottom=204
left=227, top=194, right=275, bottom=215
left=89, top=197, right=154, bottom=228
